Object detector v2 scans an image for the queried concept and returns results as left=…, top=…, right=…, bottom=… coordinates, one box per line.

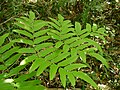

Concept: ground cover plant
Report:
left=0, top=11, right=110, bottom=90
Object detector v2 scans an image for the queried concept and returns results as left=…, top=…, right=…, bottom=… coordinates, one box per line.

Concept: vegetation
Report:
left=0, top=0, right=119, bottom=90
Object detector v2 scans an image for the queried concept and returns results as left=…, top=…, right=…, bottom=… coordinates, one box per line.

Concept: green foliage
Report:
left=0, top=24, right=45, bottom=90
left=0, top=11, right=109, bottom=89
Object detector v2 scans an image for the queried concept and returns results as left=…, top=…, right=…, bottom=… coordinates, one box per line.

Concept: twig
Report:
left=0, top=16, right=15, bottom=26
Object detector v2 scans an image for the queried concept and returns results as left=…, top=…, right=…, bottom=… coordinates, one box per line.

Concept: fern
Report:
left=47, top=14, right=109, bottom=89
left=0, top=14, right=45, bottom=90
left=0, top=11, right=109, bottom=90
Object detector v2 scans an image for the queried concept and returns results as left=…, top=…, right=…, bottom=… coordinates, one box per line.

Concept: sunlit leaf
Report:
left=29, top=11, right=35, bottom=20
left=73, top=71, right=98, bottom=89
left=13, top=29, right=33, bottom=39
left=38, top=47, right=56, bottom=57
left=35, top=43, right=53, bottom=51
left=12, top=38, right=33, bottom=45
left=64, top=37, right=79, bottom=44
left=20, top=16, right=31, bottom=25
left=75, top=22, right=81, bottom=34
left=18, top=85, right=45, bottom=90
left=78, top=51, right=86, bottom=63
left=60, top=27, right=74, bottom=35
left=84, top=38, right=103, bottom=54
left=34, top=29, right=50, bottom=37
left=50, top=29, right=60, bottom=35
left=49, top=17, right=60, bottom=26
left=89, top=53, right=109, bottom=68
left=52, top=52, right=70, bottom=63
left=67, top=72, right=75, bottom=86
left=5, top=54, right=22, bottom=67
left=63, top=44, right=70, bottom=53
left=34, top=36, right=50, bottom=44
left=58, top=14, right=64, bottom=23
left=29, top=58, right=44, bottom=73
left=61, top=33, right=75, bottom=40
left=71, top=48, right=77, bottom=57
left=50, top=64, right=58, bottom=80
left=80, top=33, right=90, bottom=38
left=15, top=22, right=32, bottom=33
left=64, top=64, right=87, bottom=71
left=8, top=65, right=26, bottom=77
left=97, top=28, right=107, bottom=36
left=59, top=68, right=66, bottom=88
left=47, top=32, right=60, bottom=40
left=48, top=22, right=60, bottom=30
left=0, top=33, right=9, bottom=46
left=15, top=72, right=36, bottom=82
left=70, top=39, right=84, bottom=48
left=36, top=61, right=51, bottom=76
left=0, top=42, right=13, bottom=54
left=2, top=47, right=19, bottom=61
left=45, top=50, right=61, bottom=61
left=58, top=55, right=78, bottom=66
left=15, top=18, right=30, bottom=28
left=86, top=23, right=91, bottom=32
left=18, top=80, right=41, bottom=87
left=20, top=54, right=37, bottom=65
left=0, top=80, right=15, bottom=90
left=33, top=20, right=47, bottom=31
left=77, top=43, right=91, bottom=50
left=55, top=41, right=63, bottom=48
left=92, top=23, right=97, bottom=32
left=0, top=65, right=7, bottom=70
left=78, top=29, right=87, bottom=35
left=17, top=48, right=36, bottom=53
left=62, top=20, right=72, bottom=27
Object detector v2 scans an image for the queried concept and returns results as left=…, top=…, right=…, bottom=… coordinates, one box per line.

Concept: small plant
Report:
left=0, top=11, right=109, bottom=90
